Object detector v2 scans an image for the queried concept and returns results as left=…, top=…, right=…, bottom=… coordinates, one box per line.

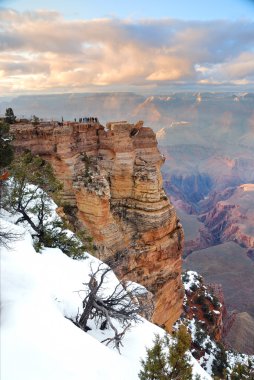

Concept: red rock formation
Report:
left=199, top=185, right=254, bottom=250
left=182, top=184, right=254, bottom=256
left=207, top=283, right=226, bottom=341
left=11, top=120, right=184, bottom=330
left=184, top=278, right=224, bottom=341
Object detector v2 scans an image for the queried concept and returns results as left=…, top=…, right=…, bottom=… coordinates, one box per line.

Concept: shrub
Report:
left=195, top=294, right=205, bottom=305
left=201, top=304, right=209, bottom=313
left=211, top=296, right=220, bottom=309
left=231, top=359, right=254, bottom=380
left=190, top=283, right=198, bottom=292
left=204, top=312, right=214, bottom=323
left=139, top=325, right=192, bottom=380
left=33, top=220, right=89, bottom=259
left=211, top=343, right=228, bottom=378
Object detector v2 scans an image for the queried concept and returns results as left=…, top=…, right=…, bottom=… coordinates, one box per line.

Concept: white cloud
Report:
left=1, top=9, right=254, bottom=93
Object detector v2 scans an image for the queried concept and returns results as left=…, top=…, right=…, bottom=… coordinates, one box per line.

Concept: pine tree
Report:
left=0, top=121, right=13, bottom=169
left=0, top=121, right=15, bottom=248
left=231, top=359, right=254, bottom=380
left=168, top=325, right=192, bottom=380
left=211, top=342, right=228, bottom=379
left=139, top=325, right=192, bottom=380
left=4, top=108, right=16, bottom=124
left=139, top=335, right=167, bottom=380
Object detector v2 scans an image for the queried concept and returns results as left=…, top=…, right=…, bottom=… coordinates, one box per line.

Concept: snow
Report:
left=227, top=350, right=254, bottom=369
left=1, top=221, right=134, bottom=380
left=183, top=270, right=201, bottom=292
left=1, top=215, right=211, bottom=380
left=124, top=280, right=148, bottom=295
left=182, top=295, right=254, bottom=377
left=186, top=317, right=218, bottom=375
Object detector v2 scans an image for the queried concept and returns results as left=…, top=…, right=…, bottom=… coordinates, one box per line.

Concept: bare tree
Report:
left=72, top=263, right=151, bottom=353
left=0, top=226, right=24, bottom=249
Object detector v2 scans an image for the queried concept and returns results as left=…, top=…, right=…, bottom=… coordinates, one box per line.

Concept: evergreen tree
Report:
left=4, top=108, right=16, bottom=124
left=139, top=335, right=167, bottom=380
left=0, top=121, right=15, bottom=248
left=168, top=325, right=192, bottom=380
left=139, top=325, right=192, bottom=380
left=211, top=342, right=228, bottom=379
left=0, top=121, right=13, bottom=169
left=231, top=359, right=254, bottom=380
left=2, top=151, right=93, bottom=258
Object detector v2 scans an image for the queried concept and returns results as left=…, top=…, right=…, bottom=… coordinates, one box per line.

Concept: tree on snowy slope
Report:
left=231, top=359, right=254, bottom=380
left=2, top=151, right=92, bottom=258
left=0, top=121, right=13, bottom=170
left=0, top=226, right=23, bottom=249
left=0, top=121, right=17, bottom=248
left=139, top=325, right=192, bottom=380
left=73, top=263, right=150, bottom=353
left=139, top=334, right=167, bottom=379
left=211, top=342, right=228, bottom=379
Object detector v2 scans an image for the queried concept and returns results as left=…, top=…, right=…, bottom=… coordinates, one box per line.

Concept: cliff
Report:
left=223, top=311, right=254, bottom=355
left=11, top=120, right=184, bottom=330
left=197, top=184, right=254, bottom=251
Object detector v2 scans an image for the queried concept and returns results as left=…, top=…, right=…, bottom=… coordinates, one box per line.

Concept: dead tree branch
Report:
left=72, top=263, right=151, bottom=352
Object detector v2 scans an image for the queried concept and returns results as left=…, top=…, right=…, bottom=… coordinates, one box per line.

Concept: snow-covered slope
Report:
left=1, top=215, right=211, bottom=380
left=181, top=270, right=254, bottom=377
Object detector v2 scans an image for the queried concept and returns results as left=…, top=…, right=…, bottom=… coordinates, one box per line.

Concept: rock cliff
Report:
left=11, top=120, right=184, bottom=330
left=198, top=184, right=254, bottom=251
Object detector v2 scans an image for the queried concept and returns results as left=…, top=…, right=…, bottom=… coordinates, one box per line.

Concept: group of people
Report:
left=74, top=117, right=99, bottom=123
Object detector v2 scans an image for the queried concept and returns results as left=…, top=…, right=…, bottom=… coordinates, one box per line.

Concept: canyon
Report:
left=6, top=90, right=254, bottom=353
left=10, top=120, right=184, bottom=331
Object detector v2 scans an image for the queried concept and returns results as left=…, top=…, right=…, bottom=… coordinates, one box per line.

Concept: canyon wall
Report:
left=11, top=120, right=184, bottom=330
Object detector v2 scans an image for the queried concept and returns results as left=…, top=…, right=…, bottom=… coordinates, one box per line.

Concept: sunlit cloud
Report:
left=1, top=8, right=254, bottom=94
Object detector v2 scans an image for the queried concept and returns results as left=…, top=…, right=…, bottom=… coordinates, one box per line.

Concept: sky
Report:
left=0, top=0, right=254, bottom=95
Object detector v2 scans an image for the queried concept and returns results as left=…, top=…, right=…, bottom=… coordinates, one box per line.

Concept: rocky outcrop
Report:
left=198, top=185, right=254, bottom=250
left=178, top=184, right=254, bottom=256
left=183, top=273, right=224, bottom=342
left=11, top=120, right=184, bottom=330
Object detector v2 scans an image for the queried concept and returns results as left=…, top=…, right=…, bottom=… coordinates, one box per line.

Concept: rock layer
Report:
left=198, top=185, right=254, bottom=251
left=11, top=120, right=184, bottom=330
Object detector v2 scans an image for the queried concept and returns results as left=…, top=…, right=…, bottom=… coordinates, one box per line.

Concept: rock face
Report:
left=198, top=184, right=254, bottom=250
left=11, top=120, right=184, bottom=330
left=173, top=183, right=254, bottom=256
left=223, top=312, right=254, bottom=355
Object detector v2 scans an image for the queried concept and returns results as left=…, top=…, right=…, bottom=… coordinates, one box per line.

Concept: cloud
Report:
left=1, top=8, right=254, bottom=94
left=195, top=51, right=254, bottom=85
